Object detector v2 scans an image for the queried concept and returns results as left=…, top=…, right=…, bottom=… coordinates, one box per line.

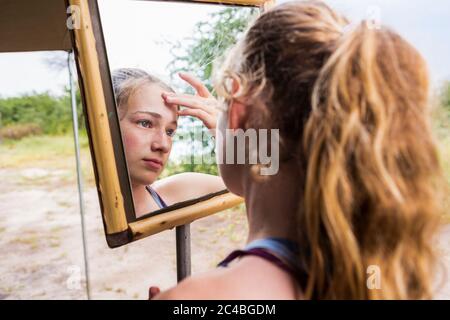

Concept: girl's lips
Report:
left=142, top=159, right=163, bottom=170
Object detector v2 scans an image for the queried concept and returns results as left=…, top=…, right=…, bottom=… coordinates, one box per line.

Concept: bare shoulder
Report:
left=154, top=256, right=300, bottom=300
left=152, top=172, right=226, bottom=204
left=153, top=269, right=231, bottom=300
left=154, top=172, right=224, bottom=190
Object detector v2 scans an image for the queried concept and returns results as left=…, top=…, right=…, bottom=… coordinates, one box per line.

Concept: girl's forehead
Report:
left=127, top=84, right=178, bottom=121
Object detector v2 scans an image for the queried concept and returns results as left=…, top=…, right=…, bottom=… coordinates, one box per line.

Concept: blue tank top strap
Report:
left=146, top=185, right=168, bottom=209
left=217, top=237, right=308, bottom=288
left=243, top=237, right=299, bottom=268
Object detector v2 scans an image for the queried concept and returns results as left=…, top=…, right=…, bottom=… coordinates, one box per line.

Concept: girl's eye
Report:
left=166, top=129, right=176, bottom=137
left=137, top=120, right=152, bottom=128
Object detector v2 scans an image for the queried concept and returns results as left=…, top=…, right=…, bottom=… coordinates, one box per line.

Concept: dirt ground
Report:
left=0, top=166, right=248, bottom=299
left=0, top=166, right=449, bottom=299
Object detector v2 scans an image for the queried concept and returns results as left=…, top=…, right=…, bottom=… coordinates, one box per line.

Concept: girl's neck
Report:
left=244, top=162, right=301, bottom=245
left=131, top=183, right=154, bottom=217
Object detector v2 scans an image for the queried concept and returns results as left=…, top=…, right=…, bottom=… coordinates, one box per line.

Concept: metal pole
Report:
left=176, top=224, right=191, bottom=282
left=68, top=50, right=91, bottom=300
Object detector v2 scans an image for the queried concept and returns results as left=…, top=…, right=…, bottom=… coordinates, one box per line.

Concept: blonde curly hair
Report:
left=213, top=0, right=445, bottom=299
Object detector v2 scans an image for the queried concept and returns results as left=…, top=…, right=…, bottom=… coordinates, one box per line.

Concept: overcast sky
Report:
left=0, top=0, right=449, bottom=98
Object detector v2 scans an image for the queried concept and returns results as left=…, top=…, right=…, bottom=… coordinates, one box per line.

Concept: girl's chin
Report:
left=131, top=172, right=159, bottom=187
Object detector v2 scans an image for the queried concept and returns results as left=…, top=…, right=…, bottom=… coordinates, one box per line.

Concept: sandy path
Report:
left=0, top=166, right=449, bottom=299
left=0, top=167, right=247, bottom=299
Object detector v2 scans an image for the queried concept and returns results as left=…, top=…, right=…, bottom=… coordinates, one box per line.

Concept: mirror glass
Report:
left=97, top=0, right=258, bottom=218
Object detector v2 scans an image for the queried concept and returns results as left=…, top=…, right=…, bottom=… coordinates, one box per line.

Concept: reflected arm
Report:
left=153, top=172, right=226, bottom=205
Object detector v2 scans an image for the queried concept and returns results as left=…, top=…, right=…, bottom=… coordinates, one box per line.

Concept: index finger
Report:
left=178, top=72, right=213, bottom=98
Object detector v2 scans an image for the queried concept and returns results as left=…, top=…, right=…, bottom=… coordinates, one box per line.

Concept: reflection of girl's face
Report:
left=120, top=83, right=178, bottom=187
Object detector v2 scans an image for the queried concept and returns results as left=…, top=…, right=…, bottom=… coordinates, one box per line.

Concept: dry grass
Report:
left=0, top=134, right=95, bottom=186
left=0, top=123, right=42, bottom=140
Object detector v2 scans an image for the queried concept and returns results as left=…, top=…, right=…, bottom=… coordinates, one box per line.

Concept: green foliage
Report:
left=168, top=7, right=258, bottom=92
left=161, top=160, right=218, bottom=179
left=441, top=81, right=450, bottom=114
left=166, top=7, right=257, bottom=174
left=438, top=81, right=450, bottom=172
left=0, top=87, right=84, bottom=137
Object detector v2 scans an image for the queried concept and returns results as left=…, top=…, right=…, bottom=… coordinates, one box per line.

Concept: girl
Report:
left=112, top=68, right=225, bottom=217
left=150, top=0, right=445, bottom=299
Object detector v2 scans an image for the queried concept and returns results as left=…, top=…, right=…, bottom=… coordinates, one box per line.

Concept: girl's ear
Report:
left=228, top=100, right=248, bottom=131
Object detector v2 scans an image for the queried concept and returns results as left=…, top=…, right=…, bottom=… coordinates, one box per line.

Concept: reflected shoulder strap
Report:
left=146, top=185, right=168, bottom=209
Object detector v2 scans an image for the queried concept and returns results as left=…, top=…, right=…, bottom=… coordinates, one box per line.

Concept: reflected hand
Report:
left=162, top=72, right=219, bottom=136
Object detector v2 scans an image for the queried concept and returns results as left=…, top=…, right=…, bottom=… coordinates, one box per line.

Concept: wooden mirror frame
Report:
left=69, top=0, right=275, bottom=248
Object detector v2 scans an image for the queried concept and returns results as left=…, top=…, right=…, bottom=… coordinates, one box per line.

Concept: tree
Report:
left=0, top=52, right=85, bottom=138
left=43, top=51, right=85, bottom=132
left=166, top=7, right=258, bottom=175
left=167, top=7, right=257, bottom=91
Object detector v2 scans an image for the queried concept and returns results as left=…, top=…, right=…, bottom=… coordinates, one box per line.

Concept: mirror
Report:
left=95, top=0, right=259, bottom=221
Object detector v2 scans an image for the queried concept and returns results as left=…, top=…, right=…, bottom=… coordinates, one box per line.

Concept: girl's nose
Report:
left=150, top=130, right=170, bottom=153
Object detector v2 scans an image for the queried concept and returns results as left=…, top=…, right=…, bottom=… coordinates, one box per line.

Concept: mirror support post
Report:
left=176, top=224, right=191, bottom=282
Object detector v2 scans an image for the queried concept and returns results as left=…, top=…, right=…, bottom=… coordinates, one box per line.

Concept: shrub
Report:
left=0, top=123, right=42, bottom=140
